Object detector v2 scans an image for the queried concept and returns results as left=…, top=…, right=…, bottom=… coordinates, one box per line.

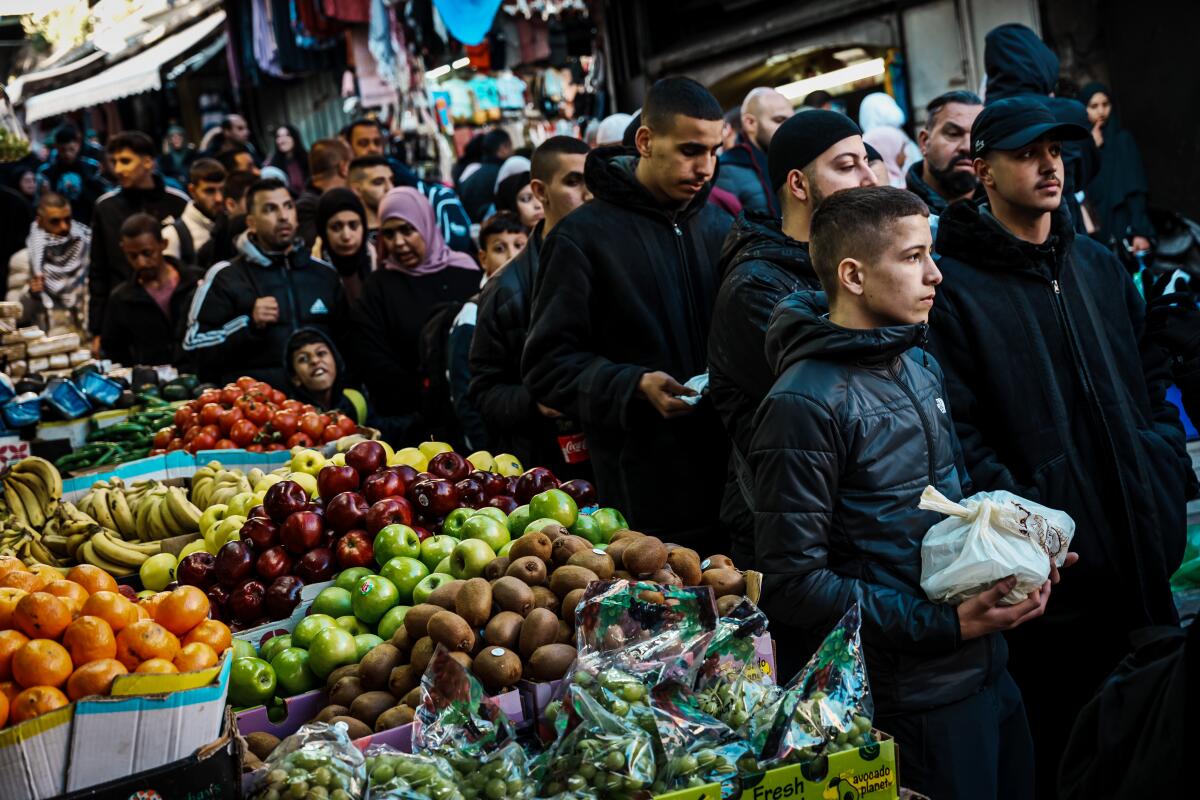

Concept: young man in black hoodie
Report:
left=928, top=97, right=1192, bottom=797
left=753, top=185, right=1049, bottom=798
left=522, top=77, right=732, bottom=553
left=708, top=110, right=875, bottom=567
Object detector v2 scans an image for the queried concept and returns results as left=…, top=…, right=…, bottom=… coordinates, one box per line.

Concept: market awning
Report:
left=23, top=10, right=226, bottom=124
left=5, top=50, right=107, bottom=106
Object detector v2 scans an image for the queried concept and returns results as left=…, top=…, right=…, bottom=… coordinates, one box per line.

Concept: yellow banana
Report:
left=12, top=456, right=63, bottom=500
left=165, top=487, right=201, bottom=533
left=26, top=537, right=60, bottom=567
left=108, top=489, right=136, bottom=540
left=42, top=533, right=70, bottom=556
left=89, top=488, right=118, bottom=532
left=9, top=468, right=51, bottom=511
left=6, top=476, right=45, bottom=530
left=66, top=531, right=90, bottom=559
left=146, top=497, right=171, bottom=541
left=90, top=530, right=150, bottom=568
left=78, top=540, right=132, bottom=575
left=133, top=494, right=156, bottom=541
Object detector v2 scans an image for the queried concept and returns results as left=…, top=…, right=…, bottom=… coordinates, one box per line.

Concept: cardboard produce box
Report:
left=739, top=733, right=899, bottom=800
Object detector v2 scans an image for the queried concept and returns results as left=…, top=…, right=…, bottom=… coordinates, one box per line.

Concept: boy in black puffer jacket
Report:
left=752, top=186, right=1053, bottom=798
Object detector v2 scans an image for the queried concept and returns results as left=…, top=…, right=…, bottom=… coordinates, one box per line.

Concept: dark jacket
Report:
left=751, top=291, right=1000, bottom=712
left=182, top=239, right=342, bottom=388
left=37, top=156, right=108, bottom=225
left=296, top=180, right=324, bottom=247
left=447, top=295, right=489, bottom=451
left=88, top=175, right=190, bottom=334
left=458, top=161, right=502, bottom=223
left=100, top=259, right=201, bottom=368
left=716, top=138, right=778, bottom=217
left=708, top=212, right=819, bottom=566
left=522, top=146, right=733, bottom=551
left=392, top=162, right=476, bottom=256
left=198, top=213, right=247, bottom=270
left=905, top=160, right=950, bottom=216
left=928, top=201, right=1191, bottom=630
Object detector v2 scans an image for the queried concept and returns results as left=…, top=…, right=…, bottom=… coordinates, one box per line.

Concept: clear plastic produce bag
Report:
left=919, top=485, right=1075, bottom=605
left=250, top=721, right=367, bottom=800
left=412, top=646, right=517, bottom=760
left=364, top=746, right=461, bottom=800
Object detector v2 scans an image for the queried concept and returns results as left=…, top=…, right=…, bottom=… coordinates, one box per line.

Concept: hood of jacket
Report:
left=717, top=210, right=814, bottom=279
left=284, top=325, right=349, bottom=403
left=985, top=24, right=1058, bottom=100
left=584, top=144, right=714, bottom=222
left=936, top=200, right=1076, bottom=279
left=766, top=291, right=928, bottom=375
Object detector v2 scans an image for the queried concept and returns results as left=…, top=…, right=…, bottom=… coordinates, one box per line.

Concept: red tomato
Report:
left=245, top=444, right=265, bottom=453
left=287, top=432, right=315, bottom=449
left=236, top=376, right=257, bottom=391
left=298, top=413, right=325, bottom=441
left=243, top=401, right=271, bottom=427
left=199, top=423, right=219, bottom=439
left=215, top=439, right=237, bottom=449
left=321, top=424, right=342, bottom=444
left=218, top=406, right=243, bottom=434
left=199, top=402, right=223, bottom=426
left=230, top=419, right=259, bottom=448
left=220, top=386, right=242, bottom=406
left=337, top=416, right=358, bottom=435
left=189, top=432, right=216, bottom=453
left=183, top=426, right=200, bottom=445
left=281, top=399, right=303, bottom=412
left=196, top=389, right=222, bottom=407
left=173, top=407, right=195, bottom=430
left=270, top=410, right=298, bottom=439
left=167, top=439, right=185, bottom=452
left=266, top=442, right=287, bottom=452
left=152, top=427, right=174, bottom=449
left=269, top=389, right=287, bottom=406
left=300, top=405, right=317, bottom=416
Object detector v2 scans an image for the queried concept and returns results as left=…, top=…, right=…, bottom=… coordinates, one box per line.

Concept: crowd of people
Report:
left=1, top=21, right=1194, bottom=799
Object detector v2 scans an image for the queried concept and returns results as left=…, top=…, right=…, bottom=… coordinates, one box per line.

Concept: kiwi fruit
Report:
left=472, top=646, right=523, bottom=692
left=648, top=565, right=683, bottom=587
left=410, top=636, right=435, bottom=674
left=428, top=610, right=475, bottom=652
left=557, top=619, right=572, bottom=644
left=623, top=536, right=668, bottom=575
left=245, top=732, right=280, bottom=760
left=427, top=580, right=466, bottom=610
left=561, top=587, right=585, bottom=626
left=608, top=529, right=644, bottom=544
left=568, top=548, right=615, bottom=580
left=484, top=610, right=524, bottom=650
left=329, top=676, right=365, bottom=708
left=603, top=624, right=629, bottom=649
left=375, top=704, right=415, bottom=732
left=448, top=650, right=474, bottom=669
left=518, top=607, right=560, bottom=659
left=717, top=594, right=744, bottom=616
left=527, top=643, right=577, bottom=680
left=455, top=578, right=493, bottom=628
left=530, top=585, right=560, bottom=615
left=508, top=531, right=553, bottom=563
left=389, top=627, right=413, bottom=656
left=483, top=557, right=511, bottom=581
left=506, top=556, right=548, bottom=586
left=403, top=686, right=422, bottom=708
left=702, top=554, right=736, bottom=570
left=404, top=604, right=443, bottom=639
left=613, top=569, right=633, bottom=580
left=357, top=643, right=403, bottom=691
left=549, top=564, right=599, bottom=597
left=551, top=534, right=591, bottom=566
left=667, top=549, right=703, bottom=586
left=314, top=704, right=350, bottom=723
left=245, top=752, right=266, bottom=772
left=605, top=538, right=635, bottom=569
left=351, top=691, right=397, bottom=728
left=492, top=576, right=534, bottom=616
left=538, top=522, right=570, bottom=541
left=325, top=663, right=359, bottom=689
left=327, top=716, right=371, bottom=741
left=388, top=664, right=420, bottom=698
left=701, top=567, right=746, bottom=597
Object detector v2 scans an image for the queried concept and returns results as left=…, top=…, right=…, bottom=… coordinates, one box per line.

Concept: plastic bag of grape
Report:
left=649, top=679, right=758, bottom=798
left=250, top=721, right=367, bottom=800
left=364, top=747, right=462, bottom=800
left=759, top=604, right=875, bottom=768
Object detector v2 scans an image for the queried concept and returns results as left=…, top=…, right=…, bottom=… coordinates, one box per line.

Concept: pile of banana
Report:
left=189, top=462, right=253, bottom=509
left=77, top=478, right=202, bottom=543
left=0, top=457, right=65, bottom=567
left=42, top=500, right=160, bottom=574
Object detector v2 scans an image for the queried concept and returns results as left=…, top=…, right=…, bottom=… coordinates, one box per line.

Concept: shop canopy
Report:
left=23, top=10, right=226, bottom=124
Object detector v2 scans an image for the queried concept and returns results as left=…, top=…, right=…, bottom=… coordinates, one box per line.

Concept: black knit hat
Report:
left=315, top=188, right=367, bottom=247
left=767, top=110, right=862, bottom=191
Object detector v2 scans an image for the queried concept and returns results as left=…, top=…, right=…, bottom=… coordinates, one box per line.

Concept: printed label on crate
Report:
left=740, top=736, right=897, bottom=800
left=0, top=437, right=30, bottom=468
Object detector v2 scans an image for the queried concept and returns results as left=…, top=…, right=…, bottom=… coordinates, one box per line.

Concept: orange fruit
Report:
left=66, top=658, right=127, bottom=701
left=0, top=587, right=27, bottom=630
left=173, top=642, right=217, bottom=672
left=138, top=592, right=169, bottom=620
left=0, top=630, right=30, bottom=681
left=44, top=579, right=90, bottom=607
left=134, top=604, right=149, bottom=620
left=183, top=619, right=232, bottom=655
left=29, top=565, right=63, bottom=586
left=134, top=658, right=177, bottom=674
left=0, top=556, right=25, bottom=579
left=80, top=591, right=139, bottom=633
left=1, top=570, right=43, bottom=592
left=114, top=620, right=179, bottom=670
left=65, top=565, right=118, bottom=595
left=12, top=592, right=72, bottom=640
left=155, top=586, right=210, bottom=636
left=9, top=685, right=69, bottom=724
left=0, top=681, right=17, bottom=703
left=0, top=689, right=7, bottom=726
left=11, top=639, right=73, bottom=689
left=62, top=616, right=116, bottom=665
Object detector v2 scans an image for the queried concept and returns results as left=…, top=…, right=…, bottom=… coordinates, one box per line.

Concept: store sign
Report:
left=739, top=735, right=898, bottom=800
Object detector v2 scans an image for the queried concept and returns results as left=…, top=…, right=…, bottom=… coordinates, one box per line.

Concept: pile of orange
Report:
left=0, top=557, right=231, bottom=728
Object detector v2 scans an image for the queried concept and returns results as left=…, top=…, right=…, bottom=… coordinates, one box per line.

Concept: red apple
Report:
left=280, top=511, right=325, bottom=554
left=214, top=540, right=255, bottom=587
left=410, top=480, right=459, bottom=518
left=255, top=545, right=293, bottom=582
left=117, top=584, right=138, bottom=602
left=247, top=504, right=269, bottom=521
left=264, top=480, right=310, bottom=523
left=559, top=478, right=598, bottom=508
left=335, top=530, right=375, bottom=568
left=429, top=451, right=470, bottom=482
left=177, top=552, right=216, bottom=589
left=229, top=579, right=266, bottom=622
left=515, top=467, right=559, bottom=504
left=240, top=517, right=279, bottom=550
left=410, top=524, right=432, bottom=542
left=362, top=470, right=404, bottom=505
left=366, top=496, right=414, bottom=535
left=325, top=491, right=369, bottom=533
left=504, top=476, right=520, bottom=496
left=345, top=440, right=386, bottom=476
left=265, top=576, right=304, bottom=619
left=387, top=465, right=419, bottom=492
left=469, top=470, right=507, bottom=498
left=455, top=477, right=486, bottom=508
left=297, top=547, right=336, bottom=583
left=205, top=584, right=231, bottom=621
left=486, top=495, right=519, bottom=514
left=317, top=464, right=361, bottom=499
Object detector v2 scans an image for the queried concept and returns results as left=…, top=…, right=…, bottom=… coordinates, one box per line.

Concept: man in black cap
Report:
left=708, top=110, right=875, bottom=567
left=928, top=96, right=1192, bottom=798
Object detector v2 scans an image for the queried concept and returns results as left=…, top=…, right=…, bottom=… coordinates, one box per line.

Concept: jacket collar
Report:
left=935, top=200, right=1075, bottom=279
left=718, top=210, right=813, bottom=280
left=182, top=202, right=217, bottom=234
left=905, top=161, right=948, bottom=214
left=584, top=145, right=714, bottom=223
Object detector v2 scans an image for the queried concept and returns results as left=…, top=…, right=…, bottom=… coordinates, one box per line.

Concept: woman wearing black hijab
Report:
left=314, top=188, right=373, bottom=302
left=1081, top=82, right=1154, bottom=253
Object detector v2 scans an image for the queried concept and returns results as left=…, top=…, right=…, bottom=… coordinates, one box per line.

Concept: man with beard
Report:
left=717, top=87, right=793, bottom=215
left=183, top=178, right=342, bottom=386
left=906, top=91, right=984, bottom=213
left=7, top=193, right=90, bottom=332
left=100, top=213, right=200, bottom=367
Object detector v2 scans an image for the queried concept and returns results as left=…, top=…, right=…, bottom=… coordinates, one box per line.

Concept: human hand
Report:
left=90, top=334, right=102, bottom=358
left=1092, top=124, right=1104, bottom=149
left=1130, top=235, right=1152, bottom=253
left=252, top=296, right=279, bottom=328
left=536, top=403, right=562, bottom=418
left=957, top=576, right=1051, bottom=640
left=637, top=371, right=698, bottom=418
left=29, top=275, right=43, bottom=293
left=1048, top=552, right=1079, bottom=585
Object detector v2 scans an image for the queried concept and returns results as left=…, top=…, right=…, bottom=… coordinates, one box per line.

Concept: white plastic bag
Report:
left=918, top=486, right=1075, bottom=605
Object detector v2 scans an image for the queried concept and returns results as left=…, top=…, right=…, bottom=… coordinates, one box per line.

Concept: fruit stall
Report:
left=0, top=434, right=907, bottom=800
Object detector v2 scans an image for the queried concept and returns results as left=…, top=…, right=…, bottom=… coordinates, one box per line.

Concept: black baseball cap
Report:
left=971, top=97, right=1089, bottom=158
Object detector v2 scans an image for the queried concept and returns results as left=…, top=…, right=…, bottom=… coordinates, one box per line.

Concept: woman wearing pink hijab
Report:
left=353, top=187, right=481, bottom=437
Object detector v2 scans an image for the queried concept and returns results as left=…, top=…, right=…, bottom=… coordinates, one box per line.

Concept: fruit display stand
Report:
left=737, top=735, right=899, bottom=800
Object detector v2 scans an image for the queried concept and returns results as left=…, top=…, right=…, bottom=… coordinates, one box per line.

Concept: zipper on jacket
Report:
left=282, top=255, right=300, bottom=329
left=888, top=360, right=937, bottom=486
left=668, top=218, right=705, bottom=369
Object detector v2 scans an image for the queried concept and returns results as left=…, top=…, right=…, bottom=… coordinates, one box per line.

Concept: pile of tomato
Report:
left=148, top=377, right=359, bottom=455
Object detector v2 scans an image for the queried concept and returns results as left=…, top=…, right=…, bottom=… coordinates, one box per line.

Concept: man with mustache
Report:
left=928, top=97, right=1193, bottom=797
left=906, top=91, right=983, bottom=213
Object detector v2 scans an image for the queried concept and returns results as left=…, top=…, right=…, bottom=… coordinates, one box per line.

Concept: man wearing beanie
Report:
left=708, top=110, right=876, bottom=569
left=523, top=77, right=732, bottom=555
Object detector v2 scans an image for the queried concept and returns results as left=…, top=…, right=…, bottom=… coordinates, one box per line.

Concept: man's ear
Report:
left=530, top=178, right=549, bottom=206
left=837, top=256, right=866, bottom=298
left=917, top=128, right=930, bottom=155
left=635, top=126, right=653, bottom=159
left=786, top=168, right=809, bottom=205
left=974, top=157, right=993, bottom=189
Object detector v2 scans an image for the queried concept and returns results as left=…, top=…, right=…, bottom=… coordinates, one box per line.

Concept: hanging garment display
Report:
left=323, top=0, right=369, bottom=24
left=293, top=0, right=343, bottom=48
left=350, top=26, right=394, bottom=108
left=252, top=0, right=291, bottom=78
left=468, top=75, right=501, bottom=121
left=431, top=0, right=502, bottom=46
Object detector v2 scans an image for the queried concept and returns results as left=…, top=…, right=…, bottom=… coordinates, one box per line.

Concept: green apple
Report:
left=334, top=567, right=374, bottom=593
left=198, top=504, right=229, bottom=537
left=471, top=507, right=508, bottom=525
left=258, top=633, right=293, bottom=663
left=354, top=633, right=384, bottom=660
left=253, top=473, right=284, bottom=493
left=226, top=491, right=258, bottom=519
left=289, top=448, right=326, bottom=477
left=507, top=505, right=533, bottom=538
left=376, top=605, right=410, bottom=640
left=329, top=452, right=347, bottom=466
left=312, top=587, right=353, bottom=619
left=210, top=515, right=247, bottom=551
left=461, top=515, right=509, bottom=553
left=417, top=441, right=454, bottom=460
left=352, top=575, right=400, bottom=624
left=292, top=613, right=337, bottom=649
left=412, top=573, right=453, bottom=605
left=270, top=647, right=319, bottom=696
left=374, top=524, right=422, bottom=564
left=441, top=507, right=474, bottom=540
left=379, top=557, right=429, bottom=605
left=139, top=552, right=176, bottom=591
left=336, top=615, right=370, bottom=635
left=307, top=627, right=358, bottom=678
left=529, top=489, right=578, bottom=528
left=449, top=538, right=496, bottom=579
left=287, top=471, right=319, bottom=497
left=524, top=518, right=563, bottom=536
left=231, top=638, right=257, bottom=660
left=228, top=656, right=276, bottom=707
left=420, top=535, right=458, bottom=572
left=434, top=557, right=451, bottom=574
left=570, top=513, right=604, bottom=545
left=177, top=538, right=208, bottom=561
left=498, top=541, right=513, bottom=558
left=591, top=508, right=628, bottom=541
left=493, top=453, right=523, bottom=477
left=467, top=451, right=494, bottom=471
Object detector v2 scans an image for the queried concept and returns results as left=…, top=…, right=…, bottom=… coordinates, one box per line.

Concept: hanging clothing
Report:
left=1079, top=82, right=1153, bottom=247
left=322, top=0, right=368, bottom=24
